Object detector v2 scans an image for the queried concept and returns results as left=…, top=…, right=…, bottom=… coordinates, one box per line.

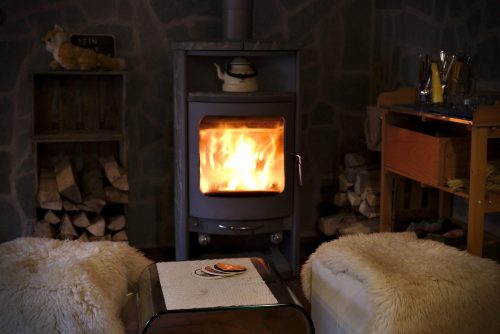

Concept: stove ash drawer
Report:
left=191, top=218, right=284, bottom=235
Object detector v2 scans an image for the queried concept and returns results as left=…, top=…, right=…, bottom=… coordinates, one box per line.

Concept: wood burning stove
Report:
left=173, top=41, right=301, bottom=274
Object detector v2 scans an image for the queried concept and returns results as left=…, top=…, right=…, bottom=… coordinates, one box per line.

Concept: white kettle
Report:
left=214, top=57, right=258, bottom=92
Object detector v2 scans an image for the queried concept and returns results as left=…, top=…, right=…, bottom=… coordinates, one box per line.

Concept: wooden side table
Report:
left=379, top=100, right=500, bottom=257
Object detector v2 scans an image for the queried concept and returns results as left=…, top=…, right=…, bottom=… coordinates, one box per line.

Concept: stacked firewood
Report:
left=34, top=155, right=129, bottom=242
left=317, top=151, right=381, bottom=237
left=334, top=152, right=381, bottom=218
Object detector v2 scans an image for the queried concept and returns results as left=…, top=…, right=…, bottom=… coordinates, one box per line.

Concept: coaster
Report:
left=204, top=265, right=247, bottom=276
left=201, top=265, right=239, bottom=276
left=191, top=268, right=224, bottom=279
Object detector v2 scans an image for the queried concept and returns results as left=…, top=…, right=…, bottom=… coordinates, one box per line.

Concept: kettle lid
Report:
left=230, top=57, right=250, bottom=65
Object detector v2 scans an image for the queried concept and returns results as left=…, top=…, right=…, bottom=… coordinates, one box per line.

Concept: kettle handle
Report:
left=226, top=63, right=258, bottom=79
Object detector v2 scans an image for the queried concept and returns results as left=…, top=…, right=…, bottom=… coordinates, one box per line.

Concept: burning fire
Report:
left=199, top=117, right=285, bottom=194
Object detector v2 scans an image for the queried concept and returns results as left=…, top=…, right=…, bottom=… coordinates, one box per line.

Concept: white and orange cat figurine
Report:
left=43, top=24, right=125, bottom=71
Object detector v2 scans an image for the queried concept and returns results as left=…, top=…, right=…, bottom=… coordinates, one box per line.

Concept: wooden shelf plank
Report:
left=380, top=104, right=473, bottom=125
left=33, top=131, right=124, bottom=143
left=33, top=71, right=126, bottom=76
left=384, top=166, right=469, bottom=198
left=385, top=165, right=500, bottom=211
left=188, top=91, right=295, bottom=103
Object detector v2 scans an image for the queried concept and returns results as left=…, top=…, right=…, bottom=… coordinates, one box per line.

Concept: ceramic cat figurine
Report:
left=43, top=24, right=125, bottom=71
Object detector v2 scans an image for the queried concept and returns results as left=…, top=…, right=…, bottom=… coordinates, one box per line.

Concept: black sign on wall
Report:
left=70, top=34, right=116, bottom=57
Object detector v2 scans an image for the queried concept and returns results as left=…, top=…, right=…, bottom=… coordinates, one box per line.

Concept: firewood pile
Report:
left=34, top=155, right=129, bottom=242
left=318, top=151, right=380, bottom=237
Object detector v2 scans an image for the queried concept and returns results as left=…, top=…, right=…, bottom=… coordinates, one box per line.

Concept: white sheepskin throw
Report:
left=301, top=232, right=500, bottom=334
left=0, top=237, right=152, bottom=334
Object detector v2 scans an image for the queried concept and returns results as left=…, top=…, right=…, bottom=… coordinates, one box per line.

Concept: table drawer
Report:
left=384, top=124, right=470, bottom=187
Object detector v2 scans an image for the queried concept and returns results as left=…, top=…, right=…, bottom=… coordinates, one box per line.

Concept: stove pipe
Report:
left=223, top=0, right=253, bottom=40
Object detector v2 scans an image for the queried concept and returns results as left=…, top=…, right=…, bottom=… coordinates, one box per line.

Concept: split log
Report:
left=83, top=197, right=106, bottom=213
left=77, top=231, right=90, bottom=242
left=59, top=214, right=78, bottom=238
left=105, top=233, right=112, bottom=241
left=34, top=221, right=57, bottom=238
left=37, top=169, right=60, bottom=203
left=99, top=155, right=121, bottom=183
left=72, top=212, right=90, bottom=228
left=87, top=216, right=106, bottom=237
left=333, top=192, right=349, bottom=207
left=54, top=156, right=82, bottom=203
left=111, top=230, right=128, bottom=241
left=82, top=161, right=106, bottom=213
left=341, top=222, right=373, bottom=235
left=317, top=212, right=364, bottom=236
left=77, top=203, right=94, bottom=212
left=105, top=186, right=129, bottom=204
left=43, top=210, right=61, bottom=225
left=111, top=167, right=129, bottom=191
left=82, top=161, right=105, bottom=198
left=359, top=200, right=379, bottom=218
left=107, top=215, right=126, bottom=231
left=338, top=173, right=354, bottom=192
left=39, top=200, right=63, bottom=211
left=345, top=163, right=379, bottom=183
left=89, top=236, right=106, bottom=241
left=347, top=190, right=362, bottom=207
left=37, top=169, right=62, bottom=210
left=354, top=170, right=381, bottom=195
left=344, top=151, right=376, bottom=168
left=63, top=199, right=79, bottom=211
left=99, top=156, right=129, bottom=191
left=342, top=218, right=379, bottom=235
left=364, top=192, right=380, bottom=207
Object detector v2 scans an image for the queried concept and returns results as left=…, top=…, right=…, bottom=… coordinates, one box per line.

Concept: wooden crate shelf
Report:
left=32, top=72, right=128, bottom=242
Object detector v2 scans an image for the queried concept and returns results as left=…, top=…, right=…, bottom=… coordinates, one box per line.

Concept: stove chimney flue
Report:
left=223, top=0, right=253, bottom=40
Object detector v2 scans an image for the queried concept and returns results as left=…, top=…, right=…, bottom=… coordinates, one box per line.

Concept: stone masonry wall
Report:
left=373, top=0, right=500, bottom=94
left=0, top=0, right=498, bottom=247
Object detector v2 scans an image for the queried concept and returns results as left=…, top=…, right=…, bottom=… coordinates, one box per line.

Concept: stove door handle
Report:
left=218, top=224, right=263, bottom=231
left=293, top=154, right=303, bottom=187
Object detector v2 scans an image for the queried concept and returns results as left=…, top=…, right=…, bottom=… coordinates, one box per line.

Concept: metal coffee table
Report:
left=136, top=257, right=314, bottom=333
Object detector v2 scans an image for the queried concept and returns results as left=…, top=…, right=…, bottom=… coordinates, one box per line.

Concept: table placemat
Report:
left=156, top=258, right=278, bottom=310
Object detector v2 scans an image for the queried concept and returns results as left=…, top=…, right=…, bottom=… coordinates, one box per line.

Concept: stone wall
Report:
left=373, top=0, right=500, bottom=93
left=0, top=0, right=498, bottom=248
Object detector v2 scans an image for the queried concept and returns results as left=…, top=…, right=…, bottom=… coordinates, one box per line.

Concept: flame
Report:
left=199, top=117, right=285, bottom=194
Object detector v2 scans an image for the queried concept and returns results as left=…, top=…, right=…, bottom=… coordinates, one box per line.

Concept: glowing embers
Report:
left=199, top=116, right=285, bottom=195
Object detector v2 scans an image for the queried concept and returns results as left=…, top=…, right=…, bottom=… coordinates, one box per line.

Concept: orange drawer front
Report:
left=384, top=124, right=470, bottom=187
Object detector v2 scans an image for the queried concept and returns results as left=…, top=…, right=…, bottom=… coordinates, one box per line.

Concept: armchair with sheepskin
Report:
left=0, top=237, right=152, bottom=334
left=301, top=232, right=500, bottom=334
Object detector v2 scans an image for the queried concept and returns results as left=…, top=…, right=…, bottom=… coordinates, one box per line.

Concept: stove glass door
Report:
left=199, top=116, right=285, bottom=196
